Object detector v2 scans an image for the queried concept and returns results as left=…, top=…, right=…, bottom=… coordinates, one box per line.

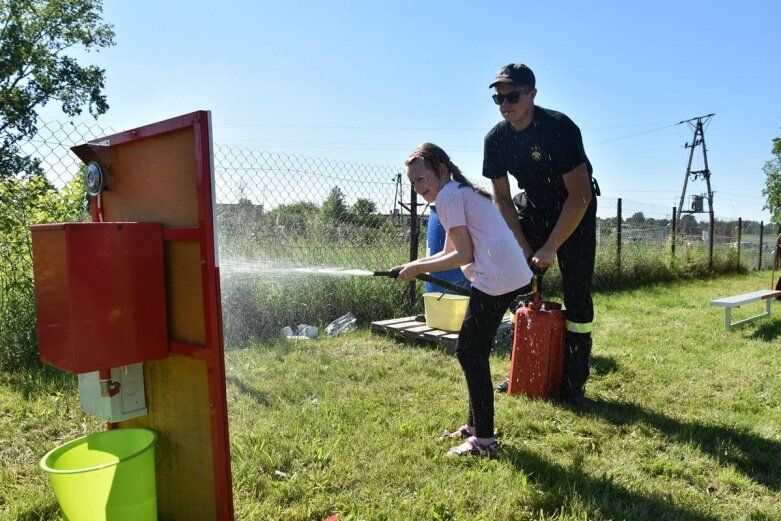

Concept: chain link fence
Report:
left=2, top=119, right=116, bottom=278
left=2, top=119, right=779, bottom=357
left=214, top=144, right=409, bottom=270
left=1, top=121, right=116, bottom=368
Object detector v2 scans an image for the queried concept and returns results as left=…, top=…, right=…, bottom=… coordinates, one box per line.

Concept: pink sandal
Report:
left=439, top=425, right=474, bottom=441
left=446, top=436, right=500, bottom=458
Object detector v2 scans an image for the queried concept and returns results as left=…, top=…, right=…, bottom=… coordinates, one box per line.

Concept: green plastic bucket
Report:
left=40, top=428, right=157, bottom=521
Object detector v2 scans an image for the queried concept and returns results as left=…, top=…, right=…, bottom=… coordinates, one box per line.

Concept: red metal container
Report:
left=30, top=222, right=168, bottom=373
left=508, top=296, right=565, bottom=399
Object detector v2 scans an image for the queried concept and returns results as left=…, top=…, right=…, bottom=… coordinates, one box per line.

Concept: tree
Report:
left=350, top=197, right=386, bottom=229
left=0, top=1, right=113, bottom=370
left=1, top=0, right=115, bottom=179
left=762, top=135, right=781, bottom=224
left=269, top=201, right=319, bottom=234
left=678, top=214, right=698, bottom=236
left=0, top=171, right=87, bottom=370
left=321, top=187, right=349, bottom=224
left=351, top=198, right=376, bottom=219
left=625, top=211, right=646, bottom=227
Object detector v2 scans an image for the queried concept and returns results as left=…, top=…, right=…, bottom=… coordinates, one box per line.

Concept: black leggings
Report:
left=455, top=286, right=522, bottom=438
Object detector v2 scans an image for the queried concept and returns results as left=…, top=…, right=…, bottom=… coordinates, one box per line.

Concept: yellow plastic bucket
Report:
left=423, top=292, right=470, bottom=331
left=40, top=428, right=157, bottom=521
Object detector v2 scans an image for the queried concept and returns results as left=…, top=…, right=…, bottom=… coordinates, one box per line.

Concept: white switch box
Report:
left=78, top=363, right=148, bottom=422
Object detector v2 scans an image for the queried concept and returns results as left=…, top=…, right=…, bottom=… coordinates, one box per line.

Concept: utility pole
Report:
left=392, top=173, right=402, bottom=223
left=676, top=113, right=715, bottom=267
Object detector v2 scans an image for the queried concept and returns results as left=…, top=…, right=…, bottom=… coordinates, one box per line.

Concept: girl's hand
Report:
left=395, top=263, right=420, bottom=282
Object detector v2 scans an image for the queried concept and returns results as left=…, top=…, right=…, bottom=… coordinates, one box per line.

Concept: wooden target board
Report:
left=72, top=111, right=233, bottom=520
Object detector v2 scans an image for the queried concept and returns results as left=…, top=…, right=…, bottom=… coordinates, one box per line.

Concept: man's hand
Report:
left=531, top=245, right=557, bottom=269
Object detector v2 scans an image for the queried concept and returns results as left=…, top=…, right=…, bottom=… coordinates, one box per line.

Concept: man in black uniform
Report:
left=483, top=63, right=598, bottom=406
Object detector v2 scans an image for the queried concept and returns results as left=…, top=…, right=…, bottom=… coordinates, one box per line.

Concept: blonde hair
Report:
left=405, top=142, right=490, bottom=199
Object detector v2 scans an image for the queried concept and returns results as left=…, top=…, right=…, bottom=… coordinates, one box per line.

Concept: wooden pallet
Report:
left=370, top=315, right=461, bottom=353
left=371, top=315, right=513, bottom=354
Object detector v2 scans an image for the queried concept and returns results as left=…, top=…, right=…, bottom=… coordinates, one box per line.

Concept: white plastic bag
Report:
left=325, top=312, right=358, bottom=336
left=281, top=324, right=317, bottom=340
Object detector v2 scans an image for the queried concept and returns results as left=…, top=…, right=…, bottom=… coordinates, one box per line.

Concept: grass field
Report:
left=2, top=271, right=780, bottom=520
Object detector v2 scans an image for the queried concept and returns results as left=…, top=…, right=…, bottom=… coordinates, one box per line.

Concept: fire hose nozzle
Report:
left=372, top=270, right=400, bottom=278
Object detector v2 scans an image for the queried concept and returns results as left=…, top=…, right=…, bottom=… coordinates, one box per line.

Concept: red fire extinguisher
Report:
left=507, top=275, right=566, bottom=399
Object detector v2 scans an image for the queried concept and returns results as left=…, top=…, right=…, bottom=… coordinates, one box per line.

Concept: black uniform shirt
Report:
left=483, top=106, right=593, bottom=218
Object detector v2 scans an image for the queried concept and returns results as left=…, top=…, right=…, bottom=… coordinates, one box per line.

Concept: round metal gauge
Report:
left=85, top=161, right=103, bottom=197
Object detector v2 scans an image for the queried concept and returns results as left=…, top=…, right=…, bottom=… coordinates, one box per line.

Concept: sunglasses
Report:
left=492, top=89, right=531, bottom=105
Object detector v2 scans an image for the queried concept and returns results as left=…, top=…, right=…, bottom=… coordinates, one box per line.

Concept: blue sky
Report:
left=43, top=0, right=781, bottom=222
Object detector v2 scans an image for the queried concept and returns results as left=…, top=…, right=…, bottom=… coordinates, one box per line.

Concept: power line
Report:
left=584, top=121, right=679, bottom=130
left=214, top=138, right=481, bottom=152
left=39, top=116, right=682, bottom=134
left=717, top=191, right=766, bottom=200
left=586, top=123, right=679, bottom=146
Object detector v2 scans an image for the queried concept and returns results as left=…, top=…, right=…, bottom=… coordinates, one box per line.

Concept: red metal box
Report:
left=30, top=222, right=168, bottom=373
left=508, top=300, right=565, bottom=399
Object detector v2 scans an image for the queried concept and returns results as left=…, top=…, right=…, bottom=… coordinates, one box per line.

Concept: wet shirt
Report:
left=435, top=181, right=532, bottom=296
left=482, top=106, right=593, bottom=218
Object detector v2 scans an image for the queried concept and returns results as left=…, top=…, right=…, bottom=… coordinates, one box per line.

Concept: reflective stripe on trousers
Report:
left=565, top=320, right=593, bottom=334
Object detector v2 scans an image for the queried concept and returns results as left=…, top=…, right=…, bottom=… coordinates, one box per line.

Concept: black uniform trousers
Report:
left=520, top=197, right=597, bottom=400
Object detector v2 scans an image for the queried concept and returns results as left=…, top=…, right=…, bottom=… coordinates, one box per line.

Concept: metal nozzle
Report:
left=372, top=270, right=400, bottom=278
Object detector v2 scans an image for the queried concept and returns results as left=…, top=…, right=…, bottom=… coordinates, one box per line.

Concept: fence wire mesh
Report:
left=214, top=144, right=409, bottom=271
left=1, top=119, right=779, bottom=355
left=1, top=120, right=117, bottom=367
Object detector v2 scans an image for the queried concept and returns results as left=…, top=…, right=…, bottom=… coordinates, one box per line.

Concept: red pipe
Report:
left=98, top=368, right=121, bottom=398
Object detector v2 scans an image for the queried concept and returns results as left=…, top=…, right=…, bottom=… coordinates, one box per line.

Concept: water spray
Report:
left=219, top=260, right=472, bottom=296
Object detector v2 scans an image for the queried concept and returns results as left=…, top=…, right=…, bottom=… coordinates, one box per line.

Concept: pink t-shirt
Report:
left=435, top=181, right=532, bottom=296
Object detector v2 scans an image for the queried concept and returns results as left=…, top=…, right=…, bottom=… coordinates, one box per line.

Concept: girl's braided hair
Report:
left=405, top=142, right=491, bottom=199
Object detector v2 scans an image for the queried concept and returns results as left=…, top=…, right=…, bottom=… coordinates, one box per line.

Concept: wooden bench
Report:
left=709, top=290, right=781, bottom=330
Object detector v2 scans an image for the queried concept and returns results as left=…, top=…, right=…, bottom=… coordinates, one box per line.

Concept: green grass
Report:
left=2, top=271, right=781, bottom=520
left=221, top=271, right=412, bottom=347
left=0, top=366, right=102, bottom=521
left=218, top=240, right=744, bottom=348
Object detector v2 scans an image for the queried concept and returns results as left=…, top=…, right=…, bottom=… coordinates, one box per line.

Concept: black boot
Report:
left=561, top=332, right=591, bottom=407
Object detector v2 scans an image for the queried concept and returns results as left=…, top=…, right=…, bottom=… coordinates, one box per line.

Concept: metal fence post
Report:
left=709, top=212, right=715, bottom=270
left=758, top=221, right=764, bottom=271
left=616, top=198, right=622, bottom=278
left=408, top=185, right=419, bottom=308
left=736, top=217, right=742, bottom=271
left=671, top=207, right=676, bottom=262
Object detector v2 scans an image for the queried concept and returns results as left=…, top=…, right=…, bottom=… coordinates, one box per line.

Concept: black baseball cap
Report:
left=489, top=63, right=536, bottom=89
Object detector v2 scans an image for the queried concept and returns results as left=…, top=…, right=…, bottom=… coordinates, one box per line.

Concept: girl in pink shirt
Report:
left=394, top=143, right=532, bottom=458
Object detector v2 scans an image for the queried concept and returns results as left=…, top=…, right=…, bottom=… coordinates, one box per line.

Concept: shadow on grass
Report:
left=578, top=398, right=781, bottom=491
left=590, top=355, right=618, bottom=376
left=13, top=504, right=61, bottom=521
left=0, top=363, right=75, bottom=399
left=749, top=320, right=781, bottom=342
left=227, top=375, right=273, bottom=407
left=502, top=443, right=720, bottom=521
